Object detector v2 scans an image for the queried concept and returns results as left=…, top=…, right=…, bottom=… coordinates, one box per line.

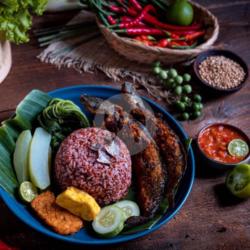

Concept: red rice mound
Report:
left=54, top=128, right=132, bottom=205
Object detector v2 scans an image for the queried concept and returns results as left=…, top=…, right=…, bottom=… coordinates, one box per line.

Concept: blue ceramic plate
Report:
left=0, top=85, right=195, bottom=245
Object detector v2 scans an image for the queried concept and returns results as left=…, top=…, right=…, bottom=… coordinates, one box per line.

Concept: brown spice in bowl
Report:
left=198, top=56, right=246, bottom=89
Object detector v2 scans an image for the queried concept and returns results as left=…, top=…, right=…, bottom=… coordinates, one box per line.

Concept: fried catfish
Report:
left=121, top=82, right=187, bottom=206
left=81, top=95, right=165, bottom=217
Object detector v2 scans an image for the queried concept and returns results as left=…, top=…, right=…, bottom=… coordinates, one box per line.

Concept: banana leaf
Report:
left=15, top=90, right=52, bottom=129
left=0, top=126, right=16, bottom=153
left=0, top=90, right=52, bottom=196
left=0, top=143, right=17, bottom=185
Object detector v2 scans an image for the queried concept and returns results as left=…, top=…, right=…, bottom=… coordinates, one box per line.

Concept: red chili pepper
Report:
left=144, top=14, right=202, bottom=31
left=107, top=15, right=117, bottom=25
left=115, top=28, right=166, bottom=36
left=120, top=16, right=134, bottom=23
left=129, top=0, right=142, bottom=11
left=111, top=5, right=156, bottom=29
left=120, top=16, right=147, bottom=28
left=127, top=6, right=138, bottom=16
left=170, top=33, right=180, bottom=39
left=184, top=31, right=205, bottom=40
left=157, top=38, right=169, bottom=48
left=109, top=5, right=124, bottom=13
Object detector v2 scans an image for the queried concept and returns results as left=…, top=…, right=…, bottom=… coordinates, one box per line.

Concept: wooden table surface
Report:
left=0, top=0, right=250, bottom=249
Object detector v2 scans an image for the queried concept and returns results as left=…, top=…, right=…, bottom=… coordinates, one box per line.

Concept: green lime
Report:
left=228, top=139, right=249, bottom=158
left=198, top=103, right=203, bottom=110
left=174, top=86, right=183, bottom=96
left=226, top=164, right=250, bottom=198
left=183, top=84, right=192, bottom=94
left=175, top=101, right=186, bottom=111
left=183, top=73, right=191, bottom=82
left=181, top=96, right=190, bottom=103
left=192, top=102, right=202, bottom=111
left=19, top=181, right=38, bottom=203
left=192, top=110, right=202, bottom=118
left=165, top=78, right=175, bottom=88
left=168, top=68, right=178, bottom=78
left=153, top=61, right=161, bottom=68
left=153, top=66, right=161, bottom=75
left=160, top=70, right=168, bottom=80
left=175, top=75, right=183, bottom=85
left=194, top=94, right=202, bottom=102
left=181, top=112, right=190, bottom=121
left=166, top=0, right=194, bottom=26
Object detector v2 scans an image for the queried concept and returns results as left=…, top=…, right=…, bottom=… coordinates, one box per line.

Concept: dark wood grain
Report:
left=0, top=1, right=250, bottom=249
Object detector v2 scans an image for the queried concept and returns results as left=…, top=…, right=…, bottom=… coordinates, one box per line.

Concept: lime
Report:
left=181, top=112, right=190, bottom=121
left=160, top=70, right=168, bottom=80
left=183, top=84, right=192, bottom=94
left=175, top=75, right=183, bottom=85
left=194, top=94, right=202, bottom=102
left=183, top=73, right=191, bottom=82
left=192, top=110, right=201, bottom=119
left=165, top=78, right=175, bottom=88
left=174, top=86, right=183, bottom=96
left=168, top=68, right=178, bottom=78
left=175, top=101, right=186, bottom=111
left=166, top=0, right=194, bottom=26
left=228, top=139, right=249, bottom=158
left=153, top=66, right=161, bottom=75
left=226, top=164, right=250, bottom=198
left=19, top=181, right=38, bottom=203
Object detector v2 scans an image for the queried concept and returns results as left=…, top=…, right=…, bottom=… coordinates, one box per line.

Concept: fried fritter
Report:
left=31, top=191, right=83, bottom=235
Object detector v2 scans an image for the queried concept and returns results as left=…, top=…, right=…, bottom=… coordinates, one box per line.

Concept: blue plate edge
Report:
left=0, top=85, right=195, bottom=245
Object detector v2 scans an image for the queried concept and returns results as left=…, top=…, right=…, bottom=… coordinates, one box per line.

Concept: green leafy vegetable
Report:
left=37, top=98, right=90, bottom=150
left=0, top=90, right=51, bottom=195
left=0, top=0, right=48, bottom=44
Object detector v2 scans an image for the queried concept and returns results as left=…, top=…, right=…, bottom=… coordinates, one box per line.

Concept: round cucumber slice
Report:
left=19, top=181, right=38, bottom=203
left=92, top=206, right=125, bottom=238
left=228, top=139, right=249, bottom=158
left=115, top=200, right=140, bottom=220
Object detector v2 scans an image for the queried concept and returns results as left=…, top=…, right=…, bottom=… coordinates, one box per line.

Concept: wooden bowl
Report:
left=98, top=1, right=219, bottom=65
left=193, top=49, right=249, bottom=94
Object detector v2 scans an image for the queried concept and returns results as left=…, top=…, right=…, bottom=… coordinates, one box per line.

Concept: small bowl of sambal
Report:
left=197, top=123, right=250, bottom=169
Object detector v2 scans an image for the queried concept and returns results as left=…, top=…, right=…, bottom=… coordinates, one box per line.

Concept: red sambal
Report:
left=198, top=124, right=248, bottom=164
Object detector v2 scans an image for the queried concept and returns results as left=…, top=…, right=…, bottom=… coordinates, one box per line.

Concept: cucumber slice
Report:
left=13, top=130, right=32, bottom=184
left=19, top=181, right=38, bottom=203
left=92, top=206, right=125, bottom=238
left=29, top=127, right=51, bottom=190
left=115, top=200, right=140, bottom=220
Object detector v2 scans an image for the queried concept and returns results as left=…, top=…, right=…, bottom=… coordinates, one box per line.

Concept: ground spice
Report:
left=198, top=56, right=246, bottom=89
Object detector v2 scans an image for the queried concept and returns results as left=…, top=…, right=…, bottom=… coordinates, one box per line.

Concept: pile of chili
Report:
left=88, top=0, right=205, bottom=49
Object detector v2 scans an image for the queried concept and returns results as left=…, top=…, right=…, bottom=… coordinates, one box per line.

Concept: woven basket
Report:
left=98, top=1, right=219, bottom=65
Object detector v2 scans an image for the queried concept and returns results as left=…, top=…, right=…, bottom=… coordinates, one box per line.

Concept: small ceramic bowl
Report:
left=197, top=123, right=250, bottom=170
left=193, top=50, right=248, bottom=93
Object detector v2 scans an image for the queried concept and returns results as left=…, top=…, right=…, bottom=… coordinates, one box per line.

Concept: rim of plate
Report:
left=0, top=85, right=195, bottom=245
